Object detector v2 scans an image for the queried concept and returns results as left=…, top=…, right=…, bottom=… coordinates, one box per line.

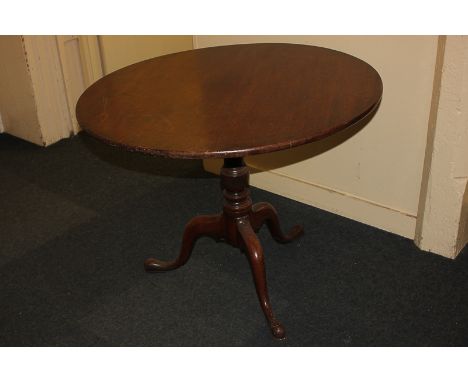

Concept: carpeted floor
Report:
left=0, top=132, right=467, bottom=346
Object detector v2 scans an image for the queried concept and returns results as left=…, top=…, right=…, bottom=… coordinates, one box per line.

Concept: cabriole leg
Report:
left=144, top=214, right=223, bottom=272
left=237, top=218, right=286, bottom=339
left=251, top=201, right=304, bottom=243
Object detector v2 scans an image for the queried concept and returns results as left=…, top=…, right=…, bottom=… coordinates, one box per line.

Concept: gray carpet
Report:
left=0, top=132, right=467, bottom=346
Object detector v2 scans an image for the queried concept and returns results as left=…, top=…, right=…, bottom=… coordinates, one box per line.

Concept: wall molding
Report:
left=77, top=36, right=103, bottom=86
left=192, top=35, right=199, bottom=49
left=56, top=36, right=87, bottom=134
left=415, top=36, right=468, bottom=258
left=0, top=36, right=43, bottom=145
left=22, top=36, right=74, bottom=145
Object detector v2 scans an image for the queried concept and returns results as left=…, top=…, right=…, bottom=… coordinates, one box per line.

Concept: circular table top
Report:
left=76, top=43, right=383, bottom=159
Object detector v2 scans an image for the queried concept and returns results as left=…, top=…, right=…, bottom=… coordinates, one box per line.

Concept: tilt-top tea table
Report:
left=76, top=43, right=383, bottom=339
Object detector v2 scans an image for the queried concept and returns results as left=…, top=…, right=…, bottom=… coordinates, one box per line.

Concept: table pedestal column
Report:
left=144, top=158, right=304, bottom=339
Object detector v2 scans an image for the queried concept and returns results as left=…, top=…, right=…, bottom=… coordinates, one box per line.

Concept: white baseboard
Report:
left=203, top=159, right=416, bottom=239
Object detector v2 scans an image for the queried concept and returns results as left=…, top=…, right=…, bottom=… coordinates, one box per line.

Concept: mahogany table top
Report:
left=76, top=43, right=383, bottom=159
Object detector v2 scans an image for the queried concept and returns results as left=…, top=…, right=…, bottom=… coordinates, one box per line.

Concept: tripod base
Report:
left=145, top=158, right=303, bottom=339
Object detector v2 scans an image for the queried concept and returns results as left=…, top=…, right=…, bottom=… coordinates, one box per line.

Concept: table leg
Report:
left=237, top=218, right=286, bottom=339
left=251, top=201, right=304, bottom=243
left=144, top=214, right=223, bottom=272
left=144, top=157, right=303, bottom=339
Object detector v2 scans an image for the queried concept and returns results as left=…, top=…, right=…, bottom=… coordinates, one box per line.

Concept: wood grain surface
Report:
left=76, top=43, right=383, bottom=159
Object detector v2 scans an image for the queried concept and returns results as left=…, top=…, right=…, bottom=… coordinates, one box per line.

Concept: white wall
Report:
left=197, top=36, right=439, bottom=240
left=415, top=36, right=468, bottom=257
left=0, top=36, right=43, bottom=145
left=0, top=112, right=5, bottom=133
left=0, top=36, right=93, bottom=145
left=98, top=35, right=193, bottom=74
left=22, top=36, right=75, bottom=145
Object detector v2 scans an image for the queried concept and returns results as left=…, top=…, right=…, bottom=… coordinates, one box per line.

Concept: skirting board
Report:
left=203, top=159, right=416, bottom=240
